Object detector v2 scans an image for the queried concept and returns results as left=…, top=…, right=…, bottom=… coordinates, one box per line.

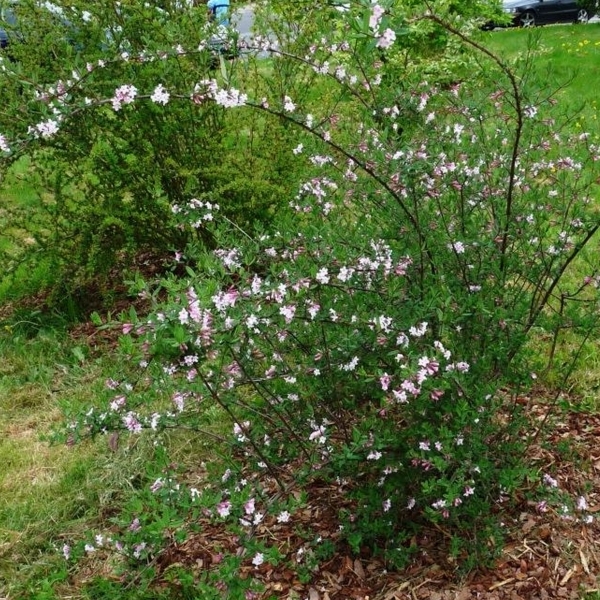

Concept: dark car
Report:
left=502, top=0, right=596, bottom=26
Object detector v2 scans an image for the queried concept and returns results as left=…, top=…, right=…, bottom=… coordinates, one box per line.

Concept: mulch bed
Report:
left=152, top=405, right=600, bottom=599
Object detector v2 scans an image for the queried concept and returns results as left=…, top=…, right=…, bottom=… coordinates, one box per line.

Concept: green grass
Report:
left=0, top=325, right=154, bottom=598
left=0, top=314, right=226, bottom=598
left=480, top=23, right=600, bottom=124
left=478, top=24, right=600, bottom=410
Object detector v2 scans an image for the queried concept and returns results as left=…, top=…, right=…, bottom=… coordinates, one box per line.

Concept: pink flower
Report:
left=33, top=119, right=60, bottom=139
left=217, top=500, right=232, bottom=518
left=244, top=498, right=256, bottom=515
left=279, top=304, right=296, bottom=324
left=376, top=28, right=396, bottom=50
left=150, top=478, right=164, bottom=493
left=112, top=84, right=138, bottom=111
left=369, top=4, right=385, bottom=30
left=380, top=373, right=392, bottom=391
left=123, top=411, right=142, bottom=433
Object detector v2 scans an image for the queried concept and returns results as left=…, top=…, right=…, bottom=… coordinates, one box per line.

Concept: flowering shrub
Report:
left=1, top=0, right=599, bottom=591
left=71, top=196, right=524, bottom=571
left=65, top=62, right=600, bottom=573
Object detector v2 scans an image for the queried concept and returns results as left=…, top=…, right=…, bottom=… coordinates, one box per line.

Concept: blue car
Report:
left=0, top=4, right=16, bottom=49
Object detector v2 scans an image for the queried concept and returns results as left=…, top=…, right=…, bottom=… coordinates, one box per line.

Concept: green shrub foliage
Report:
left=0, top=0, right=299, bottom=301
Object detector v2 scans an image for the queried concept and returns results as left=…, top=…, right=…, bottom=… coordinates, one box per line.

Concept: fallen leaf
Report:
left=353, top=559, right=366, bottom=580
left=108, top=432, right=119, bottom=452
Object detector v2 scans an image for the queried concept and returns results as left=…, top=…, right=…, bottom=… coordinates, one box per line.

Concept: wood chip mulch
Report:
left=152, top=405, right=600, bottom=599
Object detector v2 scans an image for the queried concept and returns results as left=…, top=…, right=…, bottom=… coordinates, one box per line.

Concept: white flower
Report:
left=33, top=119, right=60, bottom=139
left=337, top=266, right=354, bottom=282
left=0, top=133, right=10, bottom=153
left=316, top=268, right=330, bottom=284
left=309, top=425, right=326, bottom=443
left=43, top=1, right=64, bottom=16
left=277, top=511, right=291, bottom=523
left=213, top=87, right=247, bottom=108
left=283, top=96, right=296, bottom=112
left=151, top=84, right=170, bottom=105
left=409, top=322, right=428, bottom=338
left=252, top=552, right=264, bottom=566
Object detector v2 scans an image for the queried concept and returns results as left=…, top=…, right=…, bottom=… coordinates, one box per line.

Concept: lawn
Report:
left=480, top=23, right=600, bottom=124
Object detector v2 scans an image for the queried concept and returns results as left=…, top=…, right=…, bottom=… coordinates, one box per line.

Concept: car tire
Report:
left=519, top=11, right=536, bottom=26
left=575, top=8, right=590, bottom=22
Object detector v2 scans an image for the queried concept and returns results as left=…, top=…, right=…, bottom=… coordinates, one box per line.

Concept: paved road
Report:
left=232, top=4, right=599, bottom=33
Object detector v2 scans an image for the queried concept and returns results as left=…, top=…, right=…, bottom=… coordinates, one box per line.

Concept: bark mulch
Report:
left=152, top=406, right=600, bottom=599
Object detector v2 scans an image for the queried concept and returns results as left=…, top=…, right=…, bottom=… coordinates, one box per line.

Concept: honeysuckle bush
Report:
left=1, top=0, right=599, bottom=589
left=61, top=63, right=600, bottom=594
